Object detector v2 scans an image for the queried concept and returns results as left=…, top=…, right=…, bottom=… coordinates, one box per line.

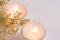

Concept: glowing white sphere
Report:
left=4, top=2, right=26, bottom=19
left=22, top=21, right=45, bottom=40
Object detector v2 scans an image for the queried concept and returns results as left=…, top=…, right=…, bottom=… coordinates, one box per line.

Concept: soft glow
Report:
left=4, top=2, right=26, bottom=19
left=0, top=0, right=46, bottom=40
left=9, top=4, right=19, bottom=19
left=33, top=27, right=38, bottom=33
left=22, top=21, right=45, bottom=40
left=13, top=4, right=19, bottom=12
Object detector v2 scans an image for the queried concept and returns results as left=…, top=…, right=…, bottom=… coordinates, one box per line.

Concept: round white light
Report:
left=4, top=2, right=26, bottom=19
left=22, top=21, right=45, bottom=40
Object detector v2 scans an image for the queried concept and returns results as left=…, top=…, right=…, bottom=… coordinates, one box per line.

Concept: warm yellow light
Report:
left=4, top=2, right=26, bottom=19
left=13, top=4, right=19, bottom=12
left=33, top=27, right=38, bottom=33
left=22, top=21, right=45, bottom=40
left=9, top=4, right=19, bottom=19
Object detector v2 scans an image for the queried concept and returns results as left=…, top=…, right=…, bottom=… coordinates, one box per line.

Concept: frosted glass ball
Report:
left=22, top=21, right=45, bottom=40
left=4, top=2, right=26, bottom=19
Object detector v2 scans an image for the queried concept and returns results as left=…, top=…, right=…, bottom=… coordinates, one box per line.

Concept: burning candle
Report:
left=22, top=21, right=45, bottom=40
left=4, top=2, right=26, bottom=19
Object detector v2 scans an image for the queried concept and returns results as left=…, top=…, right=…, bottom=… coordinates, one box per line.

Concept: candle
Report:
left=22, top=21, right=45, bottom=40
left=4, top=2, right=26, bottom=19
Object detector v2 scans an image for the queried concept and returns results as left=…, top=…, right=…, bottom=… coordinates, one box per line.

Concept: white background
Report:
left=8, top=0, right=60, bottom=40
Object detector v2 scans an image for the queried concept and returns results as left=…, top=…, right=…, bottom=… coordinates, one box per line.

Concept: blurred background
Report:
left=8, top=0, right=60, bottom=40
